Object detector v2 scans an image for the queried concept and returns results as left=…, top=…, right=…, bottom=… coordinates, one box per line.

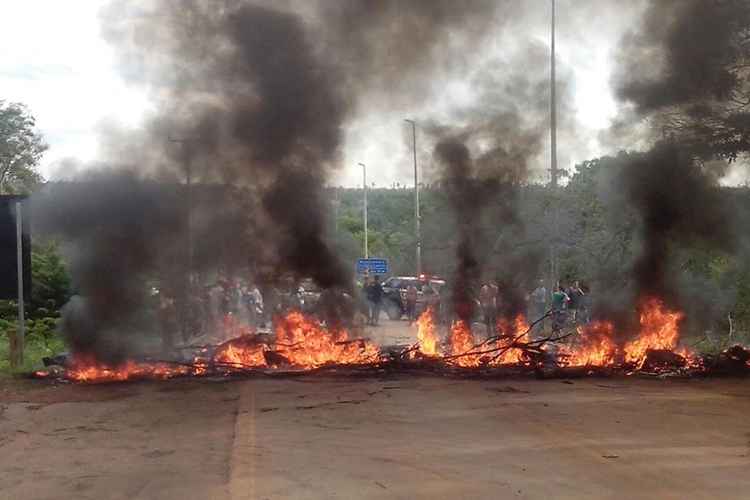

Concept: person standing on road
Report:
left=405, top=283, right=418, bottom=324
left=566, top=280, right=585, bottom=323
left=479, top=283, right=497, bottom=336
left=364, top=276, right=373, bottom=325
left=551, top=284, right=570, bottom=334
left=243, top=281, right=264, bottom=329
left=579, top=284, right=592, bottom=324
left=368, top=275, right=384, bottom=326
left=364, top=276, right=380, bottom=325
left=158, top=293, right=178, bottom=351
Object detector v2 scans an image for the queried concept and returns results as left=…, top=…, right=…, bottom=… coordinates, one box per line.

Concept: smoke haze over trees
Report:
left=614, top=0, right=750, bottom=160
left=14, top=0, right=750, bottom=359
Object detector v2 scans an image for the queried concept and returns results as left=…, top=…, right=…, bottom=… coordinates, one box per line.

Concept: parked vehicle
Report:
left=381, top=275, right=446, bottom=320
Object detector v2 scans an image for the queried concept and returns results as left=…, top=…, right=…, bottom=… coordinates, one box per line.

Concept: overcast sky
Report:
left=2, top=0, right=645, bottom=187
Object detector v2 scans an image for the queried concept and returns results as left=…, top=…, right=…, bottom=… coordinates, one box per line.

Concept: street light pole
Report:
left=549, top=0, right=559, bottom=287
left=550, top=0, right=558, bottom=191
left=404, top=119, right=421, bottom=276
left=359, top=162, right=368, bottom=259
left=168, top=136, right=194, bottom=284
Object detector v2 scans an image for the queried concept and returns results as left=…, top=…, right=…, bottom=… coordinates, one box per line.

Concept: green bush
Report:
left=0, top=317, right=65, bottom=374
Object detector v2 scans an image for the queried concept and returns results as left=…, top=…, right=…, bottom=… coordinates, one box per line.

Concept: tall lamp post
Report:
left=359, top=162, right=368, bottom=259
left=549, top=0, right=559, bottom=288
left=168, top=136, right=194, bottom=284
left=404, top=119, right=421, bottom=276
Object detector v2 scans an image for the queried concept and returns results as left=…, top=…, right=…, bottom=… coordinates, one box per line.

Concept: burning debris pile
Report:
left=35, top=300, right=750, bottom=383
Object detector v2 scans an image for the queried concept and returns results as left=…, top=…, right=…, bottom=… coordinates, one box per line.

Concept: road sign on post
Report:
left=357, top=258, right=388, bottom=275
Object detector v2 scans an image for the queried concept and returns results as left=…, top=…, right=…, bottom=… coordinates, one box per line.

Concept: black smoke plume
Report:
left=614, top=0, right=750, bottom=160
left=36, top=1, right=356, bottom=359
left=431, top=126, right=545, bottom=324
left=619, top=144, right=735, bottom=304
left=35, top=0, right=514, bottom=358
left=434, top=139, right=493, bottom=323
left=316, top=0, right=505, bottom=106
left=616, top=0, right=749, bottom=114
left=32, top=173, right=186, bottom=362
left=426, top=41, right=564, bottom=323
left=596, top=0, right=747, bottom=333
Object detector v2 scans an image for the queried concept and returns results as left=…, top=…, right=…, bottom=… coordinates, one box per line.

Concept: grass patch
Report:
left=0, top=327, right=66, bottom=375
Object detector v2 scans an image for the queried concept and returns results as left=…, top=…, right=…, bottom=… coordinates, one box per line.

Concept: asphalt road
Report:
left=1, top=319, right=749, bottom=500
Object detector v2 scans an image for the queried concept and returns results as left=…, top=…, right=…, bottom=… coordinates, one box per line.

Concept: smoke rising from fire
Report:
left=598, top=0, right=747, bottom=329
left=618, top=144, right=735, bottom=301
left=102, top=1, right=352, bottom=287
left=32, top=173, right=186, bottom=362
left=33, top=0, right=749, bottom=360
left=427, top=41, right=568, bottom=322
left=615, top=0, right=749, bottom=115
left=34, top=0, right=520, bottom=357
left=434, top=139, right=486, bottom=323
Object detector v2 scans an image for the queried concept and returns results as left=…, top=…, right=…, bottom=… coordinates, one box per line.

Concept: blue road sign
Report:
left=357, top=258, right=389, bottom=275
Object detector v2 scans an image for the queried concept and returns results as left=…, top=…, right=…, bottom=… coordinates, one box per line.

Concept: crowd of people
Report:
left=528, top=279, right=591, bottom=337
left=450, top=278, right=592, bottom=338
left=154, top=271, right=592, bottom=350
left=357, top=274, right=592, bottom=336
left=155, top=276, right=266, bottom=350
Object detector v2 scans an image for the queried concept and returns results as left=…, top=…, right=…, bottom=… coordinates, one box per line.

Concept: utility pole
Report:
left=359, top=163, right=368, bottom=259
left=550, top=0, right=558, bottom=190
left=404, top=119, right=421, bottom=276
left=549, top=0, right=559, bottom=288
left=168, top=137, right=194, bottom=284
left=168, top=136, right=196, bottom=342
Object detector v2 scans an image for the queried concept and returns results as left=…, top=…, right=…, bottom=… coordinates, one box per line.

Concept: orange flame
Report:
left=60, top=311, right=378, bottom=382
left=624, top=297, right=684, bottom=365
left=273, top=311, right=380, bottom=368
left=213, top=335, right=267, bottom=368
left=559, top=321, right=617, bottom=367
left=416, top=308, right=440, bottom=356
left=448, top=320, right=480, bottom=367
left=46, top=297, right=702, bottom=382
left=446, top=315, right=532, bottom=367
left=65, top=355, right=193, bottom=383
left=492, top=315, right=531, bottom=365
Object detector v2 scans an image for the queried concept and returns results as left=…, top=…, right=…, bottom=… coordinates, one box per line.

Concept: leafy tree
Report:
left=558, top=153, right=638, bottom=286
left=0, top=101, right=47, bottom=194
left=29, top=242, right=72, bottom=318
left=633, top=2, right=750, bottom=162
left=0, top=242, right=71, bottom=370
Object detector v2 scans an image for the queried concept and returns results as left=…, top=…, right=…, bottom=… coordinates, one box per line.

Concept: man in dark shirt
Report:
left=567, top=280, right=585, bottom=323
left=366, top=275, right=384, bottom=326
